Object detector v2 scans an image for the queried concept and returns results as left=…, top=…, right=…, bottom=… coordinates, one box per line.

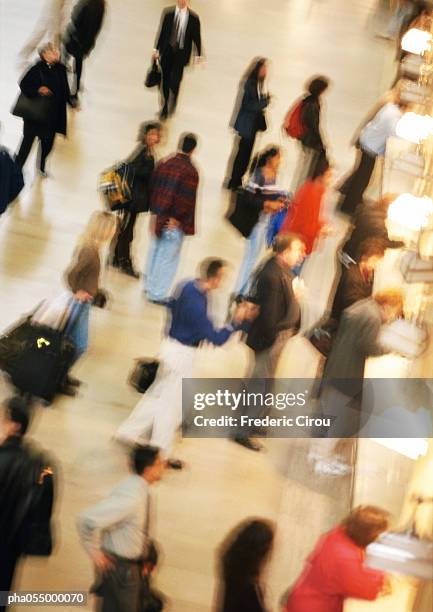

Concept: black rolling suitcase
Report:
left=0, top=299, right=78, bottom=402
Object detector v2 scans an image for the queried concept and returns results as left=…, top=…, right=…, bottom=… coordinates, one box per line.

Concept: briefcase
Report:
left=129, top=359, right=159, bottom=394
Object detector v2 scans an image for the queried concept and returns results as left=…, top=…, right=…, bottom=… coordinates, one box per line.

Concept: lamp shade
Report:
left=401, top=28, right=432, bottom=55
left=396, top=112, right=433, bottom=144
left=387, top=194, right=433, bottom=243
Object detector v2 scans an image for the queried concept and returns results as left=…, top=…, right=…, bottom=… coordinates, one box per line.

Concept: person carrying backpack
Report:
left=0, top=397, right=56, bottom=610
left=283, top=76, right=330, bottom=190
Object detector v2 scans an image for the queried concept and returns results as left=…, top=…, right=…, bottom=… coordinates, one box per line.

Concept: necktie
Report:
left=170, top=13, right=181, bottom=49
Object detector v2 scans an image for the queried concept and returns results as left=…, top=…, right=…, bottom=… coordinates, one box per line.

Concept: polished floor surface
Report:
left=0, top=1, right=425, bottom=610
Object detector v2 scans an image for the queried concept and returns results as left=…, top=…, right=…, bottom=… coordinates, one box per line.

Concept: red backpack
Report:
left=283, top=99, right=306, bottom=140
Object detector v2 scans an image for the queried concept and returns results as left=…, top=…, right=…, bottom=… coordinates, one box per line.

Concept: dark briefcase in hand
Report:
left=129, top=359, right=159, bottom=394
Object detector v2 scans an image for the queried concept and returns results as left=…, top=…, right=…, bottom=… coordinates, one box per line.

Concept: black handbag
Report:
left=12, top=93, right=53, bottom=124
left=129, top=359, right=159, bottom=394
left=145, top=60, right=162, bottom=89
left=227, top=188, right=263, bottom=238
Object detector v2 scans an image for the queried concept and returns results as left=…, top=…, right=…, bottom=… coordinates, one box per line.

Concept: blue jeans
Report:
left=144, top=228, right=184, bottom=301
left=64, top=300, right=91, bottom=364
left=235, top=214, right=269, bottom=296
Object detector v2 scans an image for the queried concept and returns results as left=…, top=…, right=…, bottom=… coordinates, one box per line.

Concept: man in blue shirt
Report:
left=116, top=259, right=248, bottom=468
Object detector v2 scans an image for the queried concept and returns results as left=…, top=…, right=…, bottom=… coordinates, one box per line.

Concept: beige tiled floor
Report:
left=0, top=1, right=428, bottom=611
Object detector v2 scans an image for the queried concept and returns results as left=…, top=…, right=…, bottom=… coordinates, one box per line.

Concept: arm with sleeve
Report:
left=242, top=80, right=269, bottom=113
left=356, top=311, right=389, bottom=358
left=192, top=14, right=202, bottom=56
left=178, top=287, right=237, bottom=346
left=336, top=549, right=385, bottom=600
left=254, top=273, right=282, bottom=348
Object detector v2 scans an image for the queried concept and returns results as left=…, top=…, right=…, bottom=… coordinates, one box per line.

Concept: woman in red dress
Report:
left=285, top=505, right=391, bottom=612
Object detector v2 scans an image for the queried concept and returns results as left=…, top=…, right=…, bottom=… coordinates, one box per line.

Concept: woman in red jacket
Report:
left=285, top=505, right=391, bottom=612
left=280, top=162, right=332, bottom=273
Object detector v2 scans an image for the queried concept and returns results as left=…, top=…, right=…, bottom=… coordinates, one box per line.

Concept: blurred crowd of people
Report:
left=0, top=0, right=429, bottom=610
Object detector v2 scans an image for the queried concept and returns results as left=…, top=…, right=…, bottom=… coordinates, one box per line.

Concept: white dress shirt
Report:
left=174, top=6, right=189, bottom=49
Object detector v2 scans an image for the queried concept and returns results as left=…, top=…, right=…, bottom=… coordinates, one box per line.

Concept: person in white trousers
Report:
left=17, top=0, right=71, bottom=68
left=116, top=258, right=249, bottom=469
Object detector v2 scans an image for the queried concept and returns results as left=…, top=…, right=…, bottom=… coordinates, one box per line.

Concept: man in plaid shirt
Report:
left=144, top=133, right=199, bottom=302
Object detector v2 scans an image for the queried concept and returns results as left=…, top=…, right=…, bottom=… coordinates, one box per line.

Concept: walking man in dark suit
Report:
left=153, top=0, right=202, bottom=119
left=234, top=233, right=306, bottom=451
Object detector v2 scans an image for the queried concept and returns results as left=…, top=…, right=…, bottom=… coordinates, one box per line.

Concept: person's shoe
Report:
left=148, top=297, right=170, bottom=306
left=57, top=381, right=78, bottom=397
left=233, top=435, right=263, bottom=452
left=38, top=169, right=49, bottom=178
left=314, top=458, right=352, bottom=477
left=66, top=375, right=82, bottom=387
left=166, top=458, right=184, bottom=470
left=159, top=107, right=169, bottom=121
left=119, top=261, right=140, bottom=279
left=69, top=94, right=80, bottom=109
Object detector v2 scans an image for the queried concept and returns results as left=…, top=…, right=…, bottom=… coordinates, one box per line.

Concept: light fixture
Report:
left=401, top=28, right=432, bottom=55
left=396, top=112, right=433, bottom=144
left=387, top=194, right=433, bottom=243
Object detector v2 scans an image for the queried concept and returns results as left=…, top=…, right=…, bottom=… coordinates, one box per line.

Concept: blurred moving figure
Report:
left=1, top=398, right=55, bottom=610
left=144, top=133, right=199, bottom=304
left=62, top=211, right=117, bottom=396
left=217, top=518, right=275, bottom=612
left=308, top=238, right=387, bottom=359
left=77, top=445, right=165, bottom=612
left=285, top=76, right=330, bottom=190
left=280, top=162, right=333, bottom=273
left=234, top=235, right=305, bottom=452
left=117, top=259, right=249, bottom=467
left=15, top=43, right=71, bottom=177
left=227, top=58, right=271, bottom=191
left=111, top=122, right=162, bottom=279
left=338, top=92, right=408, bottom=216
left=246, top=234, right=305, bottom=378
left=311, top=289, right=404, bottom=475
left=284, top=506, right=391, bottom=611
left=63, top=0, right=106, bottom=107
left=17, top=0, right=71, bottom=68
left=0, top=142, right=24, bottom=216
left=342, top=195, right=404, bottom=259
left=153, top=0, right=202, bottom=120
left=234, top=146, right=285, bottom=299
left=0, top=398, right=32, bottom=610
left=330, top=238, right=387, bottom=325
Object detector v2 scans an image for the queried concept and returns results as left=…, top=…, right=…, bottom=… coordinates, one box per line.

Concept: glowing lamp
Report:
left=401, top=28, right=432, bottom=55
left=387, top=194, right=433, bottom=243
left=396, top=112, right=433, bottom=144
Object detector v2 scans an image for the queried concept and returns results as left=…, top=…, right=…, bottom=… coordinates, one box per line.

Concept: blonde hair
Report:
left=373, top=288, right=404, bottom=312
left=79, top=211, right=117, bottom=248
